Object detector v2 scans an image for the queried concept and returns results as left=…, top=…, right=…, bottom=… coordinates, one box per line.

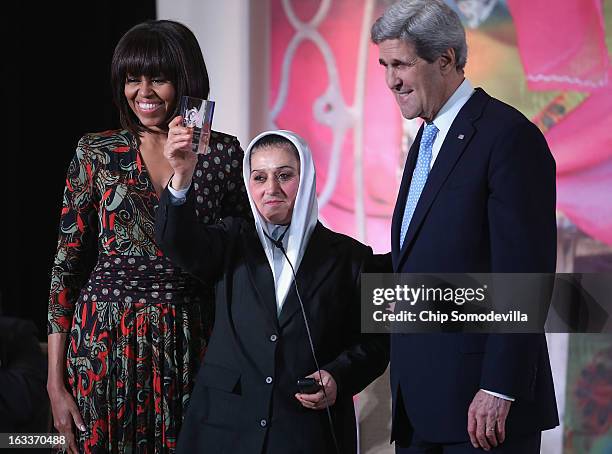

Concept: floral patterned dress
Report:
left=48, top=129, right=249, bottom=453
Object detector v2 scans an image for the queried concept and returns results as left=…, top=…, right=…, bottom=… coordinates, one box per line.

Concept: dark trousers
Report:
left=396, top=432, right=541, bottom=454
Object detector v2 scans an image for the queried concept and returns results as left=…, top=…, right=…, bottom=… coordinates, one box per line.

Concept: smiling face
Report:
left=378, top=39, right=451, bottom=123
left=124, top=75, right=176, bottom=131
left=249, top=145, right=301, bottom=225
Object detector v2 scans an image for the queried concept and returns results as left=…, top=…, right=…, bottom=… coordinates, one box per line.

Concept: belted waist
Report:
left=80, top=254, right=206, bottom=305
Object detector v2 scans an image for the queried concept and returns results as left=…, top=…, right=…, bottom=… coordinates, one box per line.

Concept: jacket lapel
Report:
left=243, top=229, right=280, bottom=330
left=277, top=223, right=336, bottom=329
left=396, top=88, right=489, bottom=270
left=391, top=126, right=423, bottom=270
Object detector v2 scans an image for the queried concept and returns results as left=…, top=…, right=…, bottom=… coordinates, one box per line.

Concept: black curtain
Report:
left=4, top=2, right=156, bottom=338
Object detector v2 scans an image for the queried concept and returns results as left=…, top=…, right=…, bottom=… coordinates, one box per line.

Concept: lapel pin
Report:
left=458, top=134, right=465, bottom=140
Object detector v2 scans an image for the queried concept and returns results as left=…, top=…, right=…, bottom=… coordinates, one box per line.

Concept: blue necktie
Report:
left=400, top=123, right=439, bottom=248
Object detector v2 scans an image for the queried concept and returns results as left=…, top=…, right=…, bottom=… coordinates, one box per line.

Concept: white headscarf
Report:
left=243, top=130, right=319, bottom=310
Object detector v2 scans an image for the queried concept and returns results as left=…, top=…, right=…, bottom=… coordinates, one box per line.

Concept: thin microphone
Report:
left=263, top=226, right=341, bottom=454
left=264, top=227, right=287, bottom=250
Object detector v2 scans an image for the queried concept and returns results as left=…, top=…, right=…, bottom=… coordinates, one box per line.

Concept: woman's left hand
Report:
left=295, top=370, right=337, bottom=410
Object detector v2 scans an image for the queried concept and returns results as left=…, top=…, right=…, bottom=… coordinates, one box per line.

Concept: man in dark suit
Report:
left=371, top=1, right=559, bottom=452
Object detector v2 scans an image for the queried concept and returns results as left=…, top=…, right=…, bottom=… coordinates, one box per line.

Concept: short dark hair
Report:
left=111, top=20, right=210, bottom=140
left=250, top=134, right=300, bottom=164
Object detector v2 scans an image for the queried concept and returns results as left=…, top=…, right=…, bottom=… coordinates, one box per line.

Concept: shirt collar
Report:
left=266, top=222, right=289, bottom=243
left=431, top=78, right=474, bottom=137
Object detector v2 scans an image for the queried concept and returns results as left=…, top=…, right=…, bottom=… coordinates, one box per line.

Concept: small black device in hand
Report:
left=297, top=377, right=322, bottom=394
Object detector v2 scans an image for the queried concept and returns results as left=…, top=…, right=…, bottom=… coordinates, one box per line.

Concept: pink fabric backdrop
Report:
left=270, top=0, right=612, bottom=250
left=508, top=0, right=612, bottom=246
left=270, top=0, right=399, bottom=253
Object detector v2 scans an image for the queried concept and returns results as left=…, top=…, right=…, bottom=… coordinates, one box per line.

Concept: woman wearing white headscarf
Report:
left=156, top=125, right=389, bottom=454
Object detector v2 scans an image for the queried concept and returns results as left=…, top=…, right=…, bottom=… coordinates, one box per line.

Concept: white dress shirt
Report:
left=429, top=78, right=474, bottom=169
left=267, top=223, right=291, bottom=315
left=167, top=182, right=189, bottom=202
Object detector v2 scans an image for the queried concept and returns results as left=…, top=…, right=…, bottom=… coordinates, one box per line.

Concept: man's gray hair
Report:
left=371, top=0, right=467, bottom=70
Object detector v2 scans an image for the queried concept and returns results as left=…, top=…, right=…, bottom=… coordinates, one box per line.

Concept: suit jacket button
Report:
left=260, top=419, right=267, bottom=427
left=270, top=334, right=278, bottom=342
left=265, top=376, right=273, bottom=384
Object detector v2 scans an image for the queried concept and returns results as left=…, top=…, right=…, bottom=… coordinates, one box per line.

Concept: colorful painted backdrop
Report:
left=269, top=1, right=612, bottom=453
left=269, top=0, right=612, bottom=252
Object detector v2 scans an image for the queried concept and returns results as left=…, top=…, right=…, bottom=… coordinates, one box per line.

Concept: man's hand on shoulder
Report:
left=467, top=389, right=512, bottom=451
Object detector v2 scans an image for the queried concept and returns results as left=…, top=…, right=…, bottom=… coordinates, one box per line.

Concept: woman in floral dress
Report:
left=46, top=20, right=249, bottom=453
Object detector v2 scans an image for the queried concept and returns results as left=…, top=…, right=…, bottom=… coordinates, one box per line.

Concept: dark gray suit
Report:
left=390, top=88, right=559, bottom=448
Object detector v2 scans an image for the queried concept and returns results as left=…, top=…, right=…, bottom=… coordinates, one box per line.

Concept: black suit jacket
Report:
left=156, top=189, right=389, bottom=454
left=390, top=88, right=559, bottom=443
